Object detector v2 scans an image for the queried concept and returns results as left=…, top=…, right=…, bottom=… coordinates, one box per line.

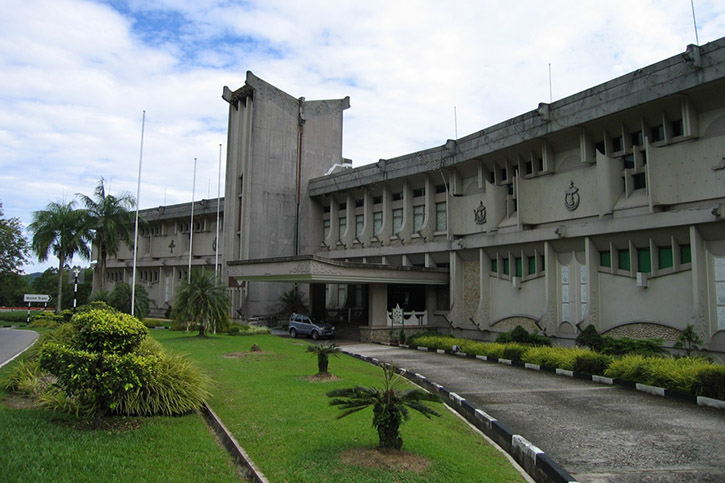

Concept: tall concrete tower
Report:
left=222, top=72, right=350, bottom=318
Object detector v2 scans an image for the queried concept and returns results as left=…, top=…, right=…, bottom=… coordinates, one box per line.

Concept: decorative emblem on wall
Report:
left=168, top=240, right=175, bottom=254
left=212, top=237, right=217, bottom=251
left=564, top=181, right=580, bottom=211
left=473, top=201, right=487, bottom=225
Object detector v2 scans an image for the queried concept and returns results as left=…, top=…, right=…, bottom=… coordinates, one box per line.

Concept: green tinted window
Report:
left=638, top=248, right=651, bottom=273
left=491, top=259, right=498, bottom=273
left=600, top=251, right=611, bottom=268
left=681, top=245, right=691, bottom=264
left=528, top=256, right=536, bottom=275
left=503, top=258, right=510, bottom=275
left=618, top=250, right=630, bottom=271
left=658, top=247, right=673, bottom=269
left=515, top=258, right=523, bottom=277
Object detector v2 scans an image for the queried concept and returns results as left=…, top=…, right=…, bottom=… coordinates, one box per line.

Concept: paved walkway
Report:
left=0, top=328, right=38, bottom=368
left=340, top=342, right=725, bottom=483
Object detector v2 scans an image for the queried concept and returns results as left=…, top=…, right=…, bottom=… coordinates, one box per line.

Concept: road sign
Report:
left=24, top=294, right=51, bottom=303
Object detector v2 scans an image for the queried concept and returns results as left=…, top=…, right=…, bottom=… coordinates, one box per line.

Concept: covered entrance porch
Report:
left=227, top=255, right=449, bottom=341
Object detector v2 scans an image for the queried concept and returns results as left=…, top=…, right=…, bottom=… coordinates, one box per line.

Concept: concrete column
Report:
left=582, top=237, right=600, bottom=331
left=368, top=284, right=388, bottom=326
left=690, top=226, right=709, bottom=344
left=539, top=241, right=558, bottom=335
left=474, top=248, right=491, bottom=329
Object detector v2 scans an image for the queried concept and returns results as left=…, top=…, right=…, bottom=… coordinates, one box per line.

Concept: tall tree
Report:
left=28, top=200, right=91, bottom=313
left=174, top=270, right=230, bottom=337
left=0, top=201, right=30, bottom=305
left=76, top=178, right=135, bottom=292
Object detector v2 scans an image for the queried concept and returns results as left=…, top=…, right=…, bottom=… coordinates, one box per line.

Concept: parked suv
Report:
left=288, top=313, right=335, bottom=340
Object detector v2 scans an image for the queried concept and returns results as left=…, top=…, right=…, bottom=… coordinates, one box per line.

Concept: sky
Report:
left=1, top=0, right=724, bottom=274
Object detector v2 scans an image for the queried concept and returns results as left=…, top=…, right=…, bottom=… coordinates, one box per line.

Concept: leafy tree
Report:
left=0, top=201, right=30, bottom=306
left=174, top=270, right=230, bottom=337
left=306, top=343, right=340, bottom=375
left=674, top=324, right=703, bottom=357
left=76, top=179, right=135, bottom=292
left=31, top=267, right=92, bottom=311
left=327, top=363, right=441, bottom=449
left=28, top=200, right=91, bottom=313
left=109, top=282, right=149, bottom=320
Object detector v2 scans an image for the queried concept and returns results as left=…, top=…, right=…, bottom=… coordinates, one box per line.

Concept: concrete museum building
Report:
left=100, top=37, right=725, bottom=358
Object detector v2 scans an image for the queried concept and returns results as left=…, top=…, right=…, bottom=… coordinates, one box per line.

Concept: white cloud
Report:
left=1, top=0, right=723, bottom=273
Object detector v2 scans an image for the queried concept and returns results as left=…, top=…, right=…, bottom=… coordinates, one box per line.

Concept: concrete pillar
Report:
left=368, top=284, right=388, bottom=326
left=690, top=226, right=709, bottom=344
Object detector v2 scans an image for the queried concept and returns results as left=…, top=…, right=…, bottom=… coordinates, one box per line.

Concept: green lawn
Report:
left=0, top=351, right=241, bottom=482
left=153, top=331, right=525, bottom=482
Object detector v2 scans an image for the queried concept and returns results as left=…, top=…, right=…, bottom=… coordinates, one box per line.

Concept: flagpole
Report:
left=131, top=110, right=146, bottom=317
left=215, top=144, right=222, bottom=277
left=188, top=157, right=197, bottom=283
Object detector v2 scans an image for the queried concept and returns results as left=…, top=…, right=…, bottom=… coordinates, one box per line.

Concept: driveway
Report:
left=340, top=342, right=725, bottom=483
left=0, top=328, right=39, bottom=368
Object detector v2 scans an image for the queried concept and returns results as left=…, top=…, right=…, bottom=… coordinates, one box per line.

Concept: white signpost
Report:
left=23, top=294, right=51, bottom=323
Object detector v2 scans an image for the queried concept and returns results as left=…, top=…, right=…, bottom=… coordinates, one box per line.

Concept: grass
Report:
left=0, top=349, right=241, bottom=482
left=152, top=331, right=526, bottom=482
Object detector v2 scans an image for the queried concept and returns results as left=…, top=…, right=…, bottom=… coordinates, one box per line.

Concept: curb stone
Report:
left=342, top=349, right=577, bottom=483
left=202, top=404, right=269, bottom=482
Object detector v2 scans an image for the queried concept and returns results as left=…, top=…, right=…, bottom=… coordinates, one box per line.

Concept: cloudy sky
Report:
left=2, top=0, right=724, bottom=273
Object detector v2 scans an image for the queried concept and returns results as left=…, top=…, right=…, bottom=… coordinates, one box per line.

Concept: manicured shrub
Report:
left=228, top=323, right=270, bottom=336
left=522, top=346, right=591, bottom=370
left=604, top=354, right=651, bottom=382
left=694, top=366, right=725, bottom=400
left=601, top=336, right=665, bottom=356
left=410, top=335, right=455, bottom=351
left=502, top=344, right=527, bottom=362
left=0, top=311, right=34, bottom=323
left=72, top=309, right=148, bottom=354
left=576, top=324, right=604, bottom=351
left=496, top=325, right=551, bottom=346
left=646, top=357, right=713, bottom=393
left=407, top=329, right=441, bottom=345
left=29, top=311, right=64, bottom=328
left=573, top=352, right=613, bottom=375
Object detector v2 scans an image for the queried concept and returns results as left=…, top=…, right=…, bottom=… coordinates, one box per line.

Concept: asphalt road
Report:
left=0, top=328, right=38, bottom=368
left=340, top=342, right=725, bottom=483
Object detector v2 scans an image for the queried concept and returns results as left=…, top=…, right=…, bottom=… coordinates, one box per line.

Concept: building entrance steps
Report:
left=340, top=343, right=725, bottom=483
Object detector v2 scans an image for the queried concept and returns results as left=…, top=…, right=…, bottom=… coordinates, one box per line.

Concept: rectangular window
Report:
left=525, top=161, right=533, bottom=175
left=491, top=259, right=498, bottom=273
left=413, top=205, right=425, bottom=232
left=392, top=208, right=403, bottom=234
left=600, top=251, right=611, bottom=268
left=488, top=171, right=495, bottom=184
left=435, top=202, right=446, bottom=232
left=536, top=157, right=544, bottom=172
left=355, top=214, right=363, bottom=237
left=500, top=168, right=507, bottom=181
left=373, top=196, right=382, bottom=205
left=528, top=256, right=536, bottom=275
left=623, top=154, right=635, bottom=170
left=540, top=254, right=545, bottom=272
left=373, top=211, right=382, bottom=235
left=651, top=125, right=665, bottom=142
left=515, top=257, right=523, bottom=277
left=392, top=192, right=403, bottom=201
left=680, top=244, right=692, bottom=264
left=658, top=247, right=673, bottom=269
left=618, top=249, right=631, bottom=271
left=355, top=199, right=364, bottom=208
left=595, top=141, right=605, bottom=154
left=435, top=185, right=446, bottom=194
left=633, top=173, right=646, bottom=190
left=502, top=258, right=510, bottom=276
left=671, top=119, right=683, bottom=137
left=339, top=202, right=346, bottom=210
left=338, top=217, right=346, bottom=239
left=413, top=188, right=425, bottom=198
left=638, top=248, right=652, bottom=273
left=323, top=219, right=330, bottom=239
left=323, top=205, right=330, bottom=213
left=631, top=131, right=643, bottom=146
left=612, top=136, right=623, bottom=152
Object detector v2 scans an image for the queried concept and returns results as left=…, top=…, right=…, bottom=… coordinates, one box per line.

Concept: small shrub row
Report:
left=412, top=334, right=724, bottom=399
left=495, top=325, right=552, bottom=346
left=0, top=311, right=35, bottom=323
left=228, top=323, right=271, bottom=336
left=576, top=324, right=665, bottom=356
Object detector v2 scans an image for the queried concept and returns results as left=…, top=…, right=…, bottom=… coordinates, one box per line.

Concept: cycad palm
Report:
left=29, top=200, right=91, bottom=313
left=174, top=270, right=229, bottom=337
left=327, top=363, right=441, bottom=449
left=76, top=178, right=135, bottom=291
left=306, top=343, right=340, bottom=374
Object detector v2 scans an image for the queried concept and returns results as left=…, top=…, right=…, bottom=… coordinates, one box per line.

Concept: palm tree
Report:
left=29, top=200, right=91, bottom=313
left=76, top=178, right=135, bottom=292
left=306, top=343, right=340, bottom=374
left=174, top=269, right=230, bottom=337
left=109, top=281, right=149, bottom=320
left=327, top=363, right=441, bottom=449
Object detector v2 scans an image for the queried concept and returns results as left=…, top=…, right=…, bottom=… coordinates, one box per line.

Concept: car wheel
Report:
left=311, top=330, right=319, bottom=340
left=290, top=328, right=297, bottom=338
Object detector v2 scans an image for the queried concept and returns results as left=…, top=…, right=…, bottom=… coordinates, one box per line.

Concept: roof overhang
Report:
left=227, top=255, right=449, bottom=285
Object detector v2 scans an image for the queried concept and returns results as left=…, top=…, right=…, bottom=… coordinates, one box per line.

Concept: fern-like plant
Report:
left=327, top=363, right=441, bottom=449
left=306, top=343, right=340, bottom=374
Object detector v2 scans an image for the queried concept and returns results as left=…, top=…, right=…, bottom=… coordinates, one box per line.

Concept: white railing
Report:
left=386, top=304, right=428, bottom=326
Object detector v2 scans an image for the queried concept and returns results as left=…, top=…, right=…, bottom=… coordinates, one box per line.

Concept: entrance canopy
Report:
left=227, top=255, right=449, bottom=285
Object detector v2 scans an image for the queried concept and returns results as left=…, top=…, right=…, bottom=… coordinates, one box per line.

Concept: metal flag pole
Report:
left=215, top=144, right=222, bottom=277
left=131, top=110, right=145, bottom=317
left=188, top=157, right=197, bottom=283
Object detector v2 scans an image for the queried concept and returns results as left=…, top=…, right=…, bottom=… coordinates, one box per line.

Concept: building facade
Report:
left=225, top=39, right=725, bottom=357
left=95, top=198, right=224, bottom=318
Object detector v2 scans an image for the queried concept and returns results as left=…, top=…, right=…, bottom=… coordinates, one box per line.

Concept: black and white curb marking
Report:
left=342, top=350, right=577, bottom=483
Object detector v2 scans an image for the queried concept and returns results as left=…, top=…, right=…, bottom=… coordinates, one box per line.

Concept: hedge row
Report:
left=407, top=334, right=725, bottom=401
